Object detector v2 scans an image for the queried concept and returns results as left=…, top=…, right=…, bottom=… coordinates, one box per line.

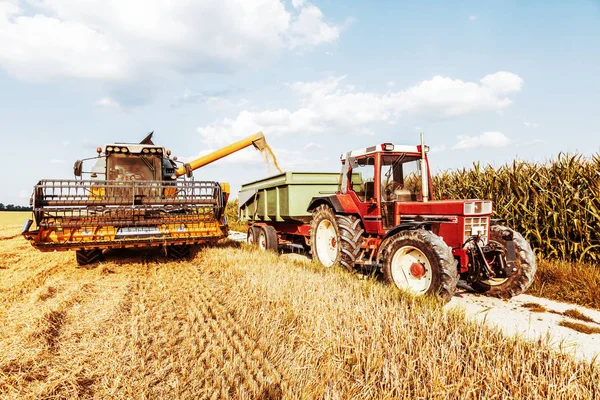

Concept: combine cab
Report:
left=23, top=132, right=267, bottom=265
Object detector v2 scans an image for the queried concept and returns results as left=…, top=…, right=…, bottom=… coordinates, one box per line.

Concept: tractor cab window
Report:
left=381, top=155, right=422, bottom=202
left=107, top=154, right=160, bottom=181
left=353, top=156, right=375, bottom=202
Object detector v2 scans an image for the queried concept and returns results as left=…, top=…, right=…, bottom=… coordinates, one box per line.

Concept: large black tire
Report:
left=336, top=214, right=364, bottom=272
left=247, top=226, right=259, bottom=246
left=381, top=230, right=458, bottom=303
left=310, top=204, right=342, bottom=267
left=166, top=244, right=191, bottom=260
left=471, top=225, right=537, bottom=298
left=258, top=225, right=279, bottom=252
left=75, top=249, right=103, bottom=266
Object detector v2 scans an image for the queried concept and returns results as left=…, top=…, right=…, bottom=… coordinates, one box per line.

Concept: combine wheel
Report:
left=381, top=230, right=458, bottom=303
left=166, top=244, right=191, bottom=260
left=75, top=249, right=103, bottom=266
left=471, top=225, right=537, bottom=298
left=247, top=226, right=259, bottom=246
left=257, top=226, right=279, bottom=252
left=310, top=204, right=341, bottom=267
left=336, top=214, right=364, bottom=271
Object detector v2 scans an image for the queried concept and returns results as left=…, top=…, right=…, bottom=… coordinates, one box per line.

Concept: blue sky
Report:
left=1, top=0, right=599, bottom=205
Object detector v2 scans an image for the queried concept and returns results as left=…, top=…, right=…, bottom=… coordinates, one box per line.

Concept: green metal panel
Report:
left=239, top=172, right=361, bottom=223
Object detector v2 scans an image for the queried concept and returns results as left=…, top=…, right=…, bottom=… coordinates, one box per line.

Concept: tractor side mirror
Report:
left=73, top=160, right=83, bottom=177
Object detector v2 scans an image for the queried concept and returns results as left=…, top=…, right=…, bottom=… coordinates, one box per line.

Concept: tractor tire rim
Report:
left=315, top=219, right=337, bottom=267
left=258, top=231, right=267, bottom=250
left=247, top=230, right=254, bottom=245
left=390, top=245, right=433, bottom=295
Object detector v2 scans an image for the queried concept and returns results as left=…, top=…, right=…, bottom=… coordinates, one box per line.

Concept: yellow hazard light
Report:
left=166, top=149, right=171, bottom=156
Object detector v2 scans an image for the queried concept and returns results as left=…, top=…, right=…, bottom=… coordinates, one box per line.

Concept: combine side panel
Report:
left=23, top=179, right=227, bottom=251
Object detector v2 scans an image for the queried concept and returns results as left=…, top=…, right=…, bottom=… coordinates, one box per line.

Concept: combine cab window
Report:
left=381, top=155, right=422, bottom=202
left=107, top=154, right=160, bottom=181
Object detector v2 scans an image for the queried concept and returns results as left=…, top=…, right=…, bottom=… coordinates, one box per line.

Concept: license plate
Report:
left=116, top=226, right=162, bottom=238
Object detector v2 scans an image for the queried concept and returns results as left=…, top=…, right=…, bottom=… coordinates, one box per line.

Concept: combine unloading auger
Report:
left=22, top=132, right=268, bottom=264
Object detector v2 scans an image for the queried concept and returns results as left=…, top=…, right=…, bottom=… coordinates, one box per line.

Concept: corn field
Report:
left=433, top=154, right=600, bottom=263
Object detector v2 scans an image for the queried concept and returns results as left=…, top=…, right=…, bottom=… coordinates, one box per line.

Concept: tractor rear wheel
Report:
left=247, top=226, right=259, bottom=246
left=310, top=204, right=342, bottom=267
left=381, top=230, right=458, bottom=303
left=75, top=249, right=103, bottom=266
left=336, top=214, right=364, bottom=272
left=471, top=225, right=536, bottom=298
left=166, top=244, right=191, bottom=260
left=258, top=225, right=278, bottom=252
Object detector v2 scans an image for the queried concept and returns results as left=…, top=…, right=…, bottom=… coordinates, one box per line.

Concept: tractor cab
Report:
left=340, top=142, right=431, bottom=231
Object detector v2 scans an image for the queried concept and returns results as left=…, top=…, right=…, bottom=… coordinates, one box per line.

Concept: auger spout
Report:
left=176, top=132, right=267, bottom=177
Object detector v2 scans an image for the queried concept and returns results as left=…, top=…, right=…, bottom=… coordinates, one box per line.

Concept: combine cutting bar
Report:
left=23, top=179, right=227, bottom=250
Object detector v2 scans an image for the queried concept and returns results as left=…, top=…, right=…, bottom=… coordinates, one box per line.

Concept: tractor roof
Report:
left=340, top=143, right=420, bottom=160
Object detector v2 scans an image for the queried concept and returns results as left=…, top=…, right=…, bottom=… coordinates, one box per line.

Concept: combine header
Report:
left=23, top=132, right=268, bottom=265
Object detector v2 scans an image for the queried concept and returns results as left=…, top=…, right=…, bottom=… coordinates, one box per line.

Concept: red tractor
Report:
left=241, top=135, right=536, bottom=302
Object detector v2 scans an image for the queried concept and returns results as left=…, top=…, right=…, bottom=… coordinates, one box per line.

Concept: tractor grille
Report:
left=464, top=216, right=489, bottom=244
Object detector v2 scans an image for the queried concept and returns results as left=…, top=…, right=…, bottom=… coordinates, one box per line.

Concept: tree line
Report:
left=0, top=204, right=33, bottom=211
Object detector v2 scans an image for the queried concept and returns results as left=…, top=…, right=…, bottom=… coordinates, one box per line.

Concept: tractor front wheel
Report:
left=470, top=225, right=537, bottom=298
left=381, top=230, right=458, bottom=303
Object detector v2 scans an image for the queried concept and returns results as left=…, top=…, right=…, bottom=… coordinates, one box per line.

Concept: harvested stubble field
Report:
left=1, top=214, right=600, bottom=399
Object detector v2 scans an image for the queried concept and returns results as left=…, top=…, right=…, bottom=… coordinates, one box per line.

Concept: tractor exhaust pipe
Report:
left=420, top=132, right=429, bottom=202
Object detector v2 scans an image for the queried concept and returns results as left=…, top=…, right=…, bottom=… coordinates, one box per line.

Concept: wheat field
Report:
left=1, top=213, right=599, bottom=399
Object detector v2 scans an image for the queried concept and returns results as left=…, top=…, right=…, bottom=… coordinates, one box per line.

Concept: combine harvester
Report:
left=22, top=132, right=268, bottom=265
left=239, top=134, right=537, bottom=302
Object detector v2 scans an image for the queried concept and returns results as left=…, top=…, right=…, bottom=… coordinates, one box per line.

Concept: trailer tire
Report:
left=336, top=214, right=364, bottom=271
left=381, top=230, right=458, bottom=303
left=258, top=225, right=279, bottom=252
left=166, top=244, right=191, bottom=260
left=310, top=204, right=342, bottom=267
left=76, top=249, right=103, bottom=266
left=247, top=226, right=259, bottom=246
left=471, top=225, right=537, bottom=298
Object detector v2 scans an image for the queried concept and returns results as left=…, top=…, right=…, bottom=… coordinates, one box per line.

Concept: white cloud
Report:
left=387, top=81, right=396, bottom=87
left=0, top=0, right=339, bottom=82
left=289, top=4, right=339, bottom=47
left=198, top=72, right=524, bottom=145
left=524, top=121, right=539, bottom=128
left=49, top=159, right=66, bottom=164
left=95, top=97, right=121, bottom=109
left=452, top=132, right=511, bottom=150
left=292, top=0, right=306, bottom=9
left=304, top=142, right=323, bottom=151
left=469, top=15, right=478, bottom=21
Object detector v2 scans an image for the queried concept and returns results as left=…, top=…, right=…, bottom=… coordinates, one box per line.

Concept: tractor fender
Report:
left=307, top=194, right=359, bottom=215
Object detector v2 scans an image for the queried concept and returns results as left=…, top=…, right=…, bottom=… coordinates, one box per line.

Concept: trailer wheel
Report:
left=258, top=225, right=278, bottom=252
left=381, top=230, right=458, bottom=303
left=310, top=204, right=341, bottom=267
left=76, top=249, right=103, bottom=266
left=471, top=225, right=537, bottom=298
left=336, top=214, right=364, bottom=271
left=166, top=244, right=191, bottom=260
left=247, top=226, right=259, bottom=246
